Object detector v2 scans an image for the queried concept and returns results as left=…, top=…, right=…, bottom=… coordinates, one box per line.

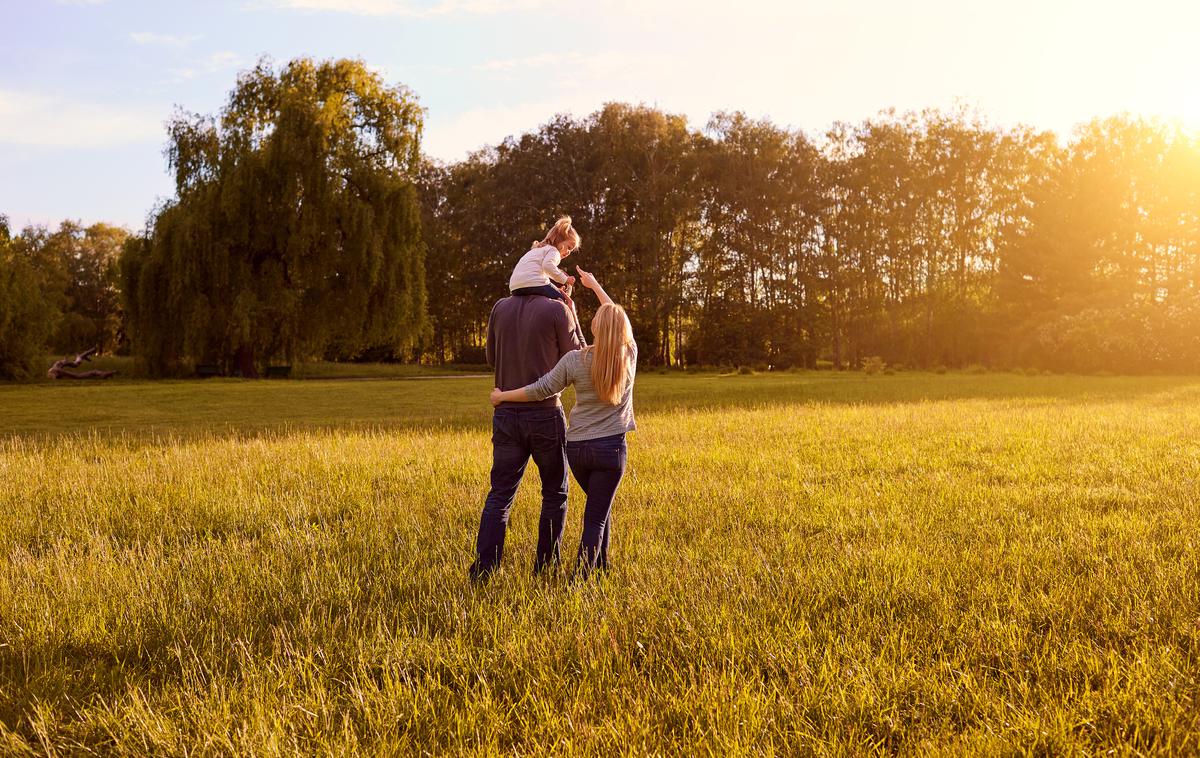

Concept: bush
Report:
left=1033, top=305, right=1161, bottom=373
left=862, top=356, right=885, bottom=375
left=737, top=365, right=755, bottom=375
left=815, top=360, right=835, bottom=371
left=964, top=364, right=987, bottom=374
left=752, top=363, right=769, bottom=373
left=934, top=365, right=948, bottom=374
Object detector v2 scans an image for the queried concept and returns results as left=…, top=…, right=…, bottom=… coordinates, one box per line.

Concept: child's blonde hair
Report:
left=532, top=216, right=581, bottom=252
left=586, top=303, right=634, bottom=405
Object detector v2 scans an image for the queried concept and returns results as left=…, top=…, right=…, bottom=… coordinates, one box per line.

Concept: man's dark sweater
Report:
left=486, top=295, right=581, bottom=409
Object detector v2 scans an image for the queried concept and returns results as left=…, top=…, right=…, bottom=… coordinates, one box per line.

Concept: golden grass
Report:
left=1, top=373, right=1198, bottom=753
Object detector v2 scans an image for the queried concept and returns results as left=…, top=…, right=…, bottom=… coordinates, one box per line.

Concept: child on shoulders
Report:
left=509, top=215, right=586, bottom=344
left=510, top=216, right=580, bottom=301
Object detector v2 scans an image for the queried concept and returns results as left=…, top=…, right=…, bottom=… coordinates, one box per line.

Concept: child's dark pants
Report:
left=511, top=285, right=586, bottom=346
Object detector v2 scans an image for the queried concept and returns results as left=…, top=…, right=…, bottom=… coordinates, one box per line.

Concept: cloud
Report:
left=474, top=53, right=557, bottom=72
left=422, top=102, right=547, bottom=161
left=0, top=89, right=164, bottom=147
left=170, top=50, right=244, bottom=81
left=130, top=31, right=202, bottom=47
left=471, top=51, right=637, bottom=83
left=2, top=212, right=78, bottom=232
left=423, top=97, right=602, bottom=162
left=253, top=0, right=545, bottom=17
left=422, top=49, right=721, bottom=161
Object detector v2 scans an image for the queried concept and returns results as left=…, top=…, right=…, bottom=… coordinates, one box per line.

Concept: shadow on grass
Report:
left=1, top=372, right=1198, bottom=442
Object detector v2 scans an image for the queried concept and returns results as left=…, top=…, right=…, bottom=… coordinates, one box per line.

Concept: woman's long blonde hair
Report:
left=532, top=216, right=581, bottom=252
left=586, top=303, right=634, bottom=404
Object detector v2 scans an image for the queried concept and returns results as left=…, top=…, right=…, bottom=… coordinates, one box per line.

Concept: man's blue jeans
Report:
left=470, top=406, right=569, bottom=581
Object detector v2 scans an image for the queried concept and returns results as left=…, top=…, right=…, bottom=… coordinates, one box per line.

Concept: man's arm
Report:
left=555, top=300, right=582, bottom=357
left=485, top=300, right=501, bottom=368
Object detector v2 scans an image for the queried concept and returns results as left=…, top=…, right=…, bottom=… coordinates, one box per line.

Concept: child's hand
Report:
left=566, top=275, right=576, bottom=286
left=490, top=388, right=503, bottom=407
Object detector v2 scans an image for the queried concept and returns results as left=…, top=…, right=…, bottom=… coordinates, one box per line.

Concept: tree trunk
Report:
left=235, top=345, right=259, bottom=378
left=831, top=290, right=843, bottom=370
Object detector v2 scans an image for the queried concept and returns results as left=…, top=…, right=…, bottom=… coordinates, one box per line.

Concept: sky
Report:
left=2, top=0, right=1199, bottom=231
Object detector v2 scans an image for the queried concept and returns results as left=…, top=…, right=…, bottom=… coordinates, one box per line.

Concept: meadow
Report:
left=1, top=371, right=1198, bottom=754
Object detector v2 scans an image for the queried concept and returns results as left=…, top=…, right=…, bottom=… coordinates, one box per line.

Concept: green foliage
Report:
left=691, top=113, right=822, bottom=368
left=862, top=355, right=885, bottom=375
left=16, top=221, right=127, bottom=353
left=0, top=217, right=58, bottom=379
left=2, top=374, right=1200, bottom=752
left=123, top=57, right=427, bottom=376
left=1032, top=295, right=1200, bottom=373
left=420, top=107, right=1200, bottom=375
left=419, top=103, right=699, bottom=366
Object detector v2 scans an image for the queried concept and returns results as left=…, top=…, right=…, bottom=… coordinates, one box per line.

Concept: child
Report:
left=509, top=216, right=580, bottom=301
left=510, top=216, right=586, bottom=344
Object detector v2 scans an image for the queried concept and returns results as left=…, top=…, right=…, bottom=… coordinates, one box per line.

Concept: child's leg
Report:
left=510, top=284, right=586, bottom=346
left=571, top=307, right=587, bottom=348
left=510, top=284, right=565, bottom=300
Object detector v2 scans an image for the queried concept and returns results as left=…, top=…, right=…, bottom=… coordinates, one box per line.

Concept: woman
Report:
left=490, top=267, right=637, bottom=579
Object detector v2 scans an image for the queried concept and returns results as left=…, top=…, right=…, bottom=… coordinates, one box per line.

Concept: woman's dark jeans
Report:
left=565, top=433, right=627, bottom=579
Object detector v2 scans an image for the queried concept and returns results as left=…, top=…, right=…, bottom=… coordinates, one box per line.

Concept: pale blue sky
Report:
left=2, top=0, right=1198, bottom=230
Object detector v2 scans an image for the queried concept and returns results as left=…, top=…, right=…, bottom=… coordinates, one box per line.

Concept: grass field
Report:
left=1, top=372, right=1198, bottom=754
left=34, top=355, right=489, bottom=383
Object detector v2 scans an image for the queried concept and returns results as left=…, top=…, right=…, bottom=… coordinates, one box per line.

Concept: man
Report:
left=469, top=286, right=582, bottom=581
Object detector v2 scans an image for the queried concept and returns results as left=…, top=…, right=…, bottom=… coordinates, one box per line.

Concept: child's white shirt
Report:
left=509, top=244, right=569, bottom=290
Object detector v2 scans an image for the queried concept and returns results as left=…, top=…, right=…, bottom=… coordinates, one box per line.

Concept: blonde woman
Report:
left=490, top=267, right=637, bottom=579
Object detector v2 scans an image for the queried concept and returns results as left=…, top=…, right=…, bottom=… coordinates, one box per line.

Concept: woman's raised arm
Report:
left=576, top=266, right=613, bottom=306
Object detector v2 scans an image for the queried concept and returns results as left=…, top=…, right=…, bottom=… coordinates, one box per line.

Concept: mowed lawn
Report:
left=1, top=372, right=1198, bottom=754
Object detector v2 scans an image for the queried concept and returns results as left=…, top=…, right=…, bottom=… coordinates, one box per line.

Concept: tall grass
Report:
left=1, top=374, right=1198, bottom=753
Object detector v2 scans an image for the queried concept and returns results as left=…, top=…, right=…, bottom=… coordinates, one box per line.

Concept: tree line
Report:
left=421, top=104, right=1200, bottom=372
left=0, top=216, right=126, bottom=379
left=2, top=57, right=1198, bottom=379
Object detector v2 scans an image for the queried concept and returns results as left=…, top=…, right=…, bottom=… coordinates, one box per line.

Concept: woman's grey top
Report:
left=523, top=343, right=638, bottom=442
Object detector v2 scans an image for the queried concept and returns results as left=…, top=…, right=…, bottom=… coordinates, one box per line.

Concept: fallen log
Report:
left=48, top=346, right=116, bottom=380
left=50, top=368, right=117, bottom=380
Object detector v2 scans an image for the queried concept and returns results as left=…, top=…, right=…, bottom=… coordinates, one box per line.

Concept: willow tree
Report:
left=123, top=57, right=427, bottom=376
